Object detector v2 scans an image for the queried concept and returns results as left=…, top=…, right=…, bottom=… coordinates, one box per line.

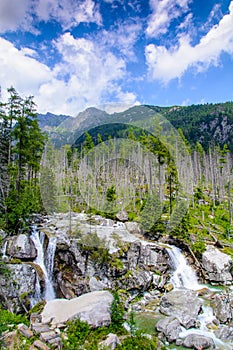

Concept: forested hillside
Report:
left=38, top=102, right=233, bottom=152
left=1, top=89, right=233, bottom=243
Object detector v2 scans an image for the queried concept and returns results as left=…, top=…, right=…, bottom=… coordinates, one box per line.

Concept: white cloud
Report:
left=0, top=0, right=36, bottom=33
left=0, top=0, right=102, bottom=33
left=0, top=37, right=52, bottom=96
left=0, top=32, right=138, bottom=116
left=145, top=1, right=233, bottom=83
left=98, top=20, right=142, bottom=60
left=37, top=32, right=137, bottom=115
left=35, top=0, right=102, bottom=30
left=146, top=0, right=190, bottom=38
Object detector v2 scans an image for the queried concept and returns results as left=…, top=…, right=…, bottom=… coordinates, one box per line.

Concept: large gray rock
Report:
left=6, top=234, right=37, bottom=259
left=116, top=210, right=128, bottom=222
left=202, top=246, right=232, bottom=284
left=160, top=290, right=202, bottom=328
left=113, top=269, right=153, bottom=292
left=125, top=222, right=141, bottom=234
left=100, top=333, right=121, bottom=349
left=41, top=291, right=113, bottom=327
left=213, top=292, right=233, bottom=323
left=182, top=333, right=215, bottom=349
left=156, top=316, right=181, bottom=342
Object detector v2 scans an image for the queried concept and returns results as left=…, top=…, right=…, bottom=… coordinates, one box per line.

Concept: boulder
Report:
left=182, top=333, right=215, bottom=349
left=100, top=333, right=121, bottom=349
left=159, top=290, right=202, bottom=328
left=41, top=291, right=113, bottom=327
left=202, top=246, right=232, bottom=284
left=156, top=316, right=181, bottom=342
left=116, top=210, right=128, bottom=222
left=33, top=340, right=50, bottom=350
left=213, top=292, right=233, bottom=323
left=216, top=325, right=233, bottom=341
left=6, top=234, right=37, bottom=259
left=114, top=269, right=153, bottom=292
left=125, top=222, right=141, bottom=234
left=17, top=324, right=34, bottom=338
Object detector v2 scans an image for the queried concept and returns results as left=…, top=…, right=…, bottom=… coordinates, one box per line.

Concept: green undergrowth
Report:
left=62, top=318, right=158, bottom=350
left=0, top=307, right=29, bottom=336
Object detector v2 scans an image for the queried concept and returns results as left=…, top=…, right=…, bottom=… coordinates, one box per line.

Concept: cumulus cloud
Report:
left=36, top=32, right=137, bottom=115
left=35, top=0, right=102, bottom=30
left=0, top=0, right=102, bottom=33
left=146, top=0, right=191, bottom=37
left=0, top=32, right=138, bottom=115
left=145, top=1, right=233, bottom=83
left=0, top=37, right=52, bottom=96
left=0, top=0, right=35, bottom=33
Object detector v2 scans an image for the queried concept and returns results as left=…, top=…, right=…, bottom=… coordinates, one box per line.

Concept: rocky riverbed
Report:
left=0, top=212, right=233, bottom=349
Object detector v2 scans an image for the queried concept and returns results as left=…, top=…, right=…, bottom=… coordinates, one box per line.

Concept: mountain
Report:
left=37, top=112, right=70, bottom=130
left=38, top=102, right=233, bottom=151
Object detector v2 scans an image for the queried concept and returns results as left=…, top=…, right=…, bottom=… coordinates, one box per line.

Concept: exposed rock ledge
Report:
left=41, top=290, right=113, bottom=328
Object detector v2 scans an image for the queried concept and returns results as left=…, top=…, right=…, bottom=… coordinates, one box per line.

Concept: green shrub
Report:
left=0, top=308, right=29, bottom=336
left=118, top=331, right=157, bottom=349
left=63, top=319, right=92, bottom=350
left=110, top=292, right=125, bottom=332
left=191, top=241, right=206, bottom=259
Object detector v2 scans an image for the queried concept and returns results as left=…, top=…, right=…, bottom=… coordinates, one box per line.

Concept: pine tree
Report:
left=0, top=87, right=45, bottom=232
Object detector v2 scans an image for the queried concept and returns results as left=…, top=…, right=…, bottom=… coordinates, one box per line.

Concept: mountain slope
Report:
left=38, top=102, right=233, bottom=151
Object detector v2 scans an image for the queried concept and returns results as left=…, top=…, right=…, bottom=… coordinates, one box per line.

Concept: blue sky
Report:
left=0, top=0, right=232, bottom=116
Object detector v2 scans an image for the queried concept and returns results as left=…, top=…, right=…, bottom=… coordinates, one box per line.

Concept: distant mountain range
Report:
left=37, top=102, right=233, bottom=151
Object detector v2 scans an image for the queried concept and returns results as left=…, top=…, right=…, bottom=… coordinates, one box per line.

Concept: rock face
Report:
left=41, top=291, right=113, bottom=327
left=6, top=234, right=37, bottom=260
left=50, top=214, right=170, bottom=299
left=202, top=246, right=232, bottom=284
left=159, top=290, right=202, bottom=328
left=0, top=263, right=36, bottom=313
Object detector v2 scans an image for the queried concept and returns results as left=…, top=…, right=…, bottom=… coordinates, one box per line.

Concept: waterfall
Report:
left=166, top=245, right=201, bottom=290
left=45, top=236, right=57, bottom=282
left=1, top=240, right=8, bottom=260
left=30, top=226, right=56, bottom=305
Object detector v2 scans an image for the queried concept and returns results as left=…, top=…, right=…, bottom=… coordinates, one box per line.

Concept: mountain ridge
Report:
left=37, top=101, right=233, bottom=151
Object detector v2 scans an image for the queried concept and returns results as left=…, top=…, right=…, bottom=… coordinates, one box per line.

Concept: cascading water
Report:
left=1, top=240, right=8, bottom=260
left=166, top=245, right=202, bottom=290
left=30, top=226, right=56, bottom=306
left=179, top=305, right=232, bottom=350
left=166, top=245, right=232, bottom=349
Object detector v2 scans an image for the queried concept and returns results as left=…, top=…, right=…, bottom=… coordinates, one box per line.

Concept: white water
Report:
left=1, top=240, right=8, bottom=260
left=167, top=245, right=232, bottom=349
left=30, top=227, right=56, bottom=305
left=179, top=304, right=232, bottom=350
left=166, top=245, right=201, bottom=290
left=45, top=236, right=57, bottom=282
